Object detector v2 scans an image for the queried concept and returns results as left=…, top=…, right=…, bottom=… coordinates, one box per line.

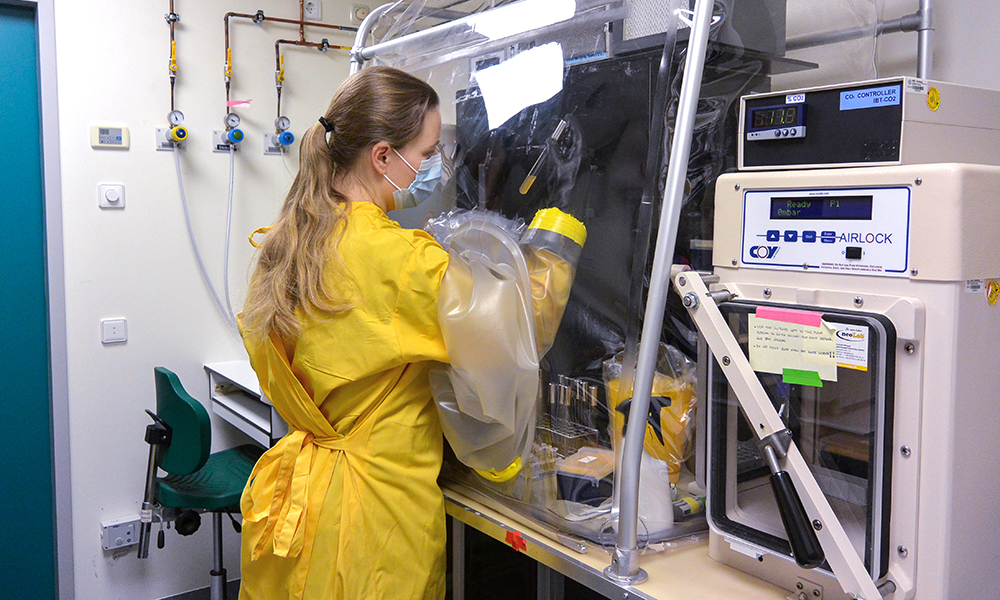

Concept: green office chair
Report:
left=138, top=366, right=264, bottom=600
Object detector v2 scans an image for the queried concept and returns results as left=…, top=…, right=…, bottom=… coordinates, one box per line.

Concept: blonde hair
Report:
left=241, top=66, right=439, bottom=343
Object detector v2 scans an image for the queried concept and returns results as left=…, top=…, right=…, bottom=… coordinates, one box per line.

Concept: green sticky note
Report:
left=782, top=368, right=823, bottom=387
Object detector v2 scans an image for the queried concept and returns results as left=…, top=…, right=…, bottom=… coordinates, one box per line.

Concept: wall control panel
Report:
left=90, top=125, right=130, bottom=149
left=740, top=186, right=910, bottom=277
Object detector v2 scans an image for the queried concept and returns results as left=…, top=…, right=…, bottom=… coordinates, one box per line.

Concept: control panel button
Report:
left=766, top=230, right=780, bottom=242
left=802, top=230, right=817, bottom=243
left=783, top=230, right=798, bottom=242
left=845, top=246, right=863, bottom=259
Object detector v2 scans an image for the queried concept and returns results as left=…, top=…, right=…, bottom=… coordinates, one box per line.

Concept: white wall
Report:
left=773, top=0, right=1000, bottom=92
left=52, top=1, right=355, bottom=598
left=49, top=1, right=1000, bottom=599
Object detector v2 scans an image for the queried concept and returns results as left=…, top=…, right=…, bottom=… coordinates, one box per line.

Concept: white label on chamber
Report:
left=966, top=279, right=986, bottom=293
left=833, top=323, right=869, bottom=371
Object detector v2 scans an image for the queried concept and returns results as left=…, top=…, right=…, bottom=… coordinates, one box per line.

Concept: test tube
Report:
left=549, top=382, right=557, bottom=419
left=519, top=119, right=568, bottom=195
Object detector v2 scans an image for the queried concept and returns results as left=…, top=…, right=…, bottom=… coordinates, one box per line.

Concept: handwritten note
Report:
left=749, top=314, right=838, bottom=382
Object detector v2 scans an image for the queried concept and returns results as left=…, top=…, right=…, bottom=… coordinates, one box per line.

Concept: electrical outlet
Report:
left=101, top=318, right=127, bottom=344
left=101, top=515, right=141, bottom=550
left=304, top=0, right=321, bottom=21
left=351, top=4, right=370, bottom=24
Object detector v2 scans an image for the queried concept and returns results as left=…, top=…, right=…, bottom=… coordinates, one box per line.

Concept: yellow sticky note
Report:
left=748, top=314, right=838, bottom=382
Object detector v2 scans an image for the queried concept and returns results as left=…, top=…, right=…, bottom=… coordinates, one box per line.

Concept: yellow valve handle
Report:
left=225, top=48, right=232, bottom=78
left=169, top=126, right=187, bottom=143
left=249, top=225, right=273, bottom=248
left=170, top=40, right=178, bottom=72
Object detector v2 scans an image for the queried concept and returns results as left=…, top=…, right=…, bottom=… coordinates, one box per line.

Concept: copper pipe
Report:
left=225, top=11, right=357, bottom=34
left=274, top=38, right=351, bottom=120
left=298, top=0, right=305, bottom=42
left=168, top=0, right=176, bottom=112
left=224, top=10, right=356, bottom=114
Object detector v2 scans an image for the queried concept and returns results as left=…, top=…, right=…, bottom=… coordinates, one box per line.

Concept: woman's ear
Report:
left=370, top=142, right=392, bottom=175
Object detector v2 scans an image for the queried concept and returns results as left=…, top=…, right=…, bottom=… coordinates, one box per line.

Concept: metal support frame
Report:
left=917, top=0, right=933, bottom=79
left=350, top=2, right=396, bottom=74
left=604, top=0, right=716, bottom=585
left=537, top=563, right=566, bottom=600
left=450, top=516, right=466, bottom=600
left=672, top=270, right=885, bottom=600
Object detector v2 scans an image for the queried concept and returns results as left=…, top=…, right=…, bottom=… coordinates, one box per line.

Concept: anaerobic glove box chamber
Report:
left=696, top=78, right=1000, bottom=599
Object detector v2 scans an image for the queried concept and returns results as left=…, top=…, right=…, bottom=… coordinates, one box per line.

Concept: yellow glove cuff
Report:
left=528, top=208, right=587, bottom=248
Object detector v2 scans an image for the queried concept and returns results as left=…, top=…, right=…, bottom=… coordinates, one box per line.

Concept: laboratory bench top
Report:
left=203, top=360, right=787, bottom=599
left=442, top=484, right=788, bottom=600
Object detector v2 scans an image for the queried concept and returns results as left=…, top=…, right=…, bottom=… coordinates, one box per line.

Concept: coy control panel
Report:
left=740, top=186, right=910, bottom=277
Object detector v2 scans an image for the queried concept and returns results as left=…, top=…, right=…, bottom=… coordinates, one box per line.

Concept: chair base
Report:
left=210, top=568, right=227, bottom=600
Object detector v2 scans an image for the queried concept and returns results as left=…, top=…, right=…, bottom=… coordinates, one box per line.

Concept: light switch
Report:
left=101, top=318, right=127, bottom=344
left=98, top=183, right=125, bottom=209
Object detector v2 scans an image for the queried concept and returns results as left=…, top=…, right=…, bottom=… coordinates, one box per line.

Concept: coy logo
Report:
left=750, top=245, right=780, bottom=259
left=836, top=329, right=866, bottom=342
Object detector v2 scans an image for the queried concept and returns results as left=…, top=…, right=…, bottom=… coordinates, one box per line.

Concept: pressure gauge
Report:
left=168, top=110, right=185, bottom=126
left=225, top=112, right=241, bottom=128
left=275, top=116, right=291, bottom=132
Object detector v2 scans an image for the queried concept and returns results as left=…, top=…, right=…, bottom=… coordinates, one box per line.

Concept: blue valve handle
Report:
left=227, top=129, right=244, bottom=144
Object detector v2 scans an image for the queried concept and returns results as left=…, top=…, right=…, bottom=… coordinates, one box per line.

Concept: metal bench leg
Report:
left=451, top=516, right=465, bottom=600
left=536, top=563, right=565, bottom=600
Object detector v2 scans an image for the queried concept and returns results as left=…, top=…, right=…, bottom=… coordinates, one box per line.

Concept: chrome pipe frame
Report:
left=785, top=13, right=920, bottom=52
left=917, top=0, right=933, bottom=79
left=784, top=0, right=933, bottom=80
left=605, top=0, right=715, bottom=583
left=351, top=0, right=624, bottom=72
left=350, top=2, right=398, bottom=74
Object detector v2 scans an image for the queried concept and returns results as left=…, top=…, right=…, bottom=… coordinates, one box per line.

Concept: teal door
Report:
left=0, top=4, right=58, bottom=598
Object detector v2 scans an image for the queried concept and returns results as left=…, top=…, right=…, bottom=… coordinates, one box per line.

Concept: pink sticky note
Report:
left=755, top=306, right=823, bottom=328
left=227, top=99, right=252, bottom=107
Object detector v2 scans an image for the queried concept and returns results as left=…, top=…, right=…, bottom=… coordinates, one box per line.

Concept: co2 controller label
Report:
left=741, top=186, right=911, bottom=277
left=840, top=85, right=901, bottom=111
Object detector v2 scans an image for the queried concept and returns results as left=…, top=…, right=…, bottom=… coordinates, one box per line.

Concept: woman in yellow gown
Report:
left=238, top=67, right=449, bottom=600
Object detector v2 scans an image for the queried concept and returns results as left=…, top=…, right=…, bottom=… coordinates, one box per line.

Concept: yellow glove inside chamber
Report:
left=521, top=208, right=586, bottom=357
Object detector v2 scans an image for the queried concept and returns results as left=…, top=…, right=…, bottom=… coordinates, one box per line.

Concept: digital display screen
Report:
left=751, top=105, right=799, bottom=130
left=770, top=196, right=873, bottom=220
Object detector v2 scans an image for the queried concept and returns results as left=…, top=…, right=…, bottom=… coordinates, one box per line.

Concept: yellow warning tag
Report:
left=987, top=279, right=999, bottom=306
left=927, top=87, right=941, bottom=111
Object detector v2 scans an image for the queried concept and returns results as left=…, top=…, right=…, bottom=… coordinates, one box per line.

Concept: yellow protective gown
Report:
left=239, top=201, right=450, bottom=600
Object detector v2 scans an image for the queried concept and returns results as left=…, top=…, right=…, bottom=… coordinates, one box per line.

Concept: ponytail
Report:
left=241, top=67, right=439, bottom=343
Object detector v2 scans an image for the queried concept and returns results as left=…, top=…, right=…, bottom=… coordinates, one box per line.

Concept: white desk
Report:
left=204, top=361, right=287, bottom=448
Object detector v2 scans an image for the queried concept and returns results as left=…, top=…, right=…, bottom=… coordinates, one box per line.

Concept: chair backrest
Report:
left=154, top=367, right=211, bottom=476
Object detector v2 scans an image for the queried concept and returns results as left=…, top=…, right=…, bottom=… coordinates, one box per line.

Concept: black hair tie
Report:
left=318, top=116, right=334, bottom=133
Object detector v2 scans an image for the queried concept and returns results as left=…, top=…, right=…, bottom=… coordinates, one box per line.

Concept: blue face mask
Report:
left=384, top=150, right=443, bottom=211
